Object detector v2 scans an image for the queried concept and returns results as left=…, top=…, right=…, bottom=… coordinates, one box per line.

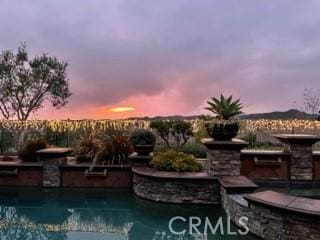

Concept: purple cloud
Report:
left=0, top=0, right=320, bottom=118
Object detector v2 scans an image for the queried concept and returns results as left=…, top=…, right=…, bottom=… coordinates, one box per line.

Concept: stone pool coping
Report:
left=219, top=176, right=258, bottom=194
left=274, top=134, right=320, bottom=145
left=241, top=149, right=320, bottom=157
left=241, top=149, right=290, bottom=156
left=60, top=163, right=131, bottom=169
left=245, top=190, right=320, bottom=217
left=314, top=151, right=320, bottom=156
left=36, top=147, right=73, bottom=154
left=132, top=166, right=217, bottom=180
left=0, top=160, right=131, bottom=169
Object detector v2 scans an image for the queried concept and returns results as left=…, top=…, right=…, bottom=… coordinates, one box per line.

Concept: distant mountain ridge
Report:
left=240, top=109, right=314, bottom=120
left=127, top=109, right=315, bottom=121
left=127, top=115, right=201, bottom=121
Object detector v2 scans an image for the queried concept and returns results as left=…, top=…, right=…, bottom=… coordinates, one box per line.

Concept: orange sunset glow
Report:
left=110, top=107, right=135, bottom=113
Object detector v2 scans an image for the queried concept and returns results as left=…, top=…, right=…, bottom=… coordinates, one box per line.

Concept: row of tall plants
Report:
left=1, top=118, right=319, bottom=155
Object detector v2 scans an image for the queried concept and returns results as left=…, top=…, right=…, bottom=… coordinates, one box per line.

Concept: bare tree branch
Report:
left=303, top=88, right=320, bottom=116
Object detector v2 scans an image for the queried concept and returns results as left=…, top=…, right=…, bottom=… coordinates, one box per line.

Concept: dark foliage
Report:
left=150, top=120, right=192, bottom=148
left=129, top=128, right=156, bottom=146
left=18, top=139, right=48, bottom=162
left=0, top=43, right=71, bottom=120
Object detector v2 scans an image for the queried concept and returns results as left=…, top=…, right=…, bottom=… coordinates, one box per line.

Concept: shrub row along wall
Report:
left=132, top=167, right=220, bottom=204
left=0, top=163, right=132, bottom=188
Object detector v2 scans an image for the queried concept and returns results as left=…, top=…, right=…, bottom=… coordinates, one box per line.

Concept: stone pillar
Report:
left=42, top=158, right=63, bottom=187
left=289, top=143, right=314, bottom=180
left=36, top=148, right=73, bottom=187
left=274, top=134, right=320, bottom=181
left=202, top=138, right=248, bottom=176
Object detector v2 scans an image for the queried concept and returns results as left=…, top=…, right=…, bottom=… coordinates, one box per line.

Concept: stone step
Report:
left=219, top=175, right=258, bottom=194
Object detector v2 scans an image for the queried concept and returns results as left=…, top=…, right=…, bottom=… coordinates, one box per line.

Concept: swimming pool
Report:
left=0, top=188, right=254, bottom=240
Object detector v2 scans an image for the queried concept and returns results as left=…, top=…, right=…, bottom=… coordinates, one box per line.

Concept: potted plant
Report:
left=129, top=128, right=156, bottom=156
left=204, top=94, right=243, bottom=141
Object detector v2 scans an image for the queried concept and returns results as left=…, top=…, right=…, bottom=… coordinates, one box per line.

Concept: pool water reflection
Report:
left=0, top=188, right=253, bottom=240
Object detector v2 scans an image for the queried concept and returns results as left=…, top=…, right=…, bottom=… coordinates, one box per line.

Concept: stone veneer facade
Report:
left=202, top=139, right=248, bottom=176
left=274, top=134, right=320, bottom=181
left=221, top=189, right=320, bottom=240
left=220, top=187, right=250, bottom=225
left=42, top=158, right=62, bottom=187
left=290, top=143, right=313, bottom=180
left=132, top=167, right=220, bottom=204
left=247, top=201, right=320, bottom=240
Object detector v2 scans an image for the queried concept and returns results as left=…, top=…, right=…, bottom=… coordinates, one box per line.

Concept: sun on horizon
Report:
left=109, top=106, right=135, bottom=113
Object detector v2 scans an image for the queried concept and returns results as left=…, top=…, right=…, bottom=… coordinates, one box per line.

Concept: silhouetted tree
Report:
left=0, top=43, right=71, bottom=120
left=303, top=88, right=320, bottom=116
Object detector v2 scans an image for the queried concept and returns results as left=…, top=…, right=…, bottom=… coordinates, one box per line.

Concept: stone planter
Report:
left=132, top=166, right=219, bottom=204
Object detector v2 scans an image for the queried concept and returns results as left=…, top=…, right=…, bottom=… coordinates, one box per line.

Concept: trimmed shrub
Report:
left=180, top=142, right=207, bottom=158
left=129, top=128, right=156, bottom=146
left=18, top=139, right=48, bottom=162
left=150, top=120, right=192, bottom=148
left=151, top=149, right=202, bottom=172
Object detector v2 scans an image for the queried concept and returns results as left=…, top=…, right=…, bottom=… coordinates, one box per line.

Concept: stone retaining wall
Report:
left=247, top=201, right=320, bottom=240
left=2, top=150, right=320, bottom=187
left=220, top=187, right=250, bottom=226
left=133, top=167, right=220, bottom=204
left=221, top=189, right=320, bottom=240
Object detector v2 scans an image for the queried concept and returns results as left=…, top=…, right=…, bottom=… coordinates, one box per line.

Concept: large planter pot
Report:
left=133, top=145, right=155, bottom=156
left=206, top=122, right=239, bottom=141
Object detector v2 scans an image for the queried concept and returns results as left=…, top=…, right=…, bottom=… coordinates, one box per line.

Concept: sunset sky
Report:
left=1, top=0, right=320, bottom=119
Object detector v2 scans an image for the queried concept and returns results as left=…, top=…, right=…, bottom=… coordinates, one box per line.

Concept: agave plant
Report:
left=205, top=94, right=243, bottom=120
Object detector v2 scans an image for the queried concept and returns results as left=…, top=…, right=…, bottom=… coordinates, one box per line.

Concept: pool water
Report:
left=0, top=188, right=254, bottom=240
